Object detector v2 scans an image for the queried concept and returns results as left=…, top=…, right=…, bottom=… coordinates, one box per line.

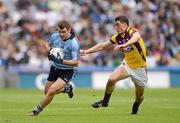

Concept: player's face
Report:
left=115, top=21, right=128, bottom=34
left=58, top=27, right=71, bottom=40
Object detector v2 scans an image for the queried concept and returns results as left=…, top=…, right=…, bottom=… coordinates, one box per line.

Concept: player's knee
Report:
left=141, top=95, right=144, bottom=101
left=44, top=86, right=50, bottom=95
left=44, top=89, right=48, bottom=95
left=46, top=88, right=56, bottom=97
left=108, top=76, right=117, bottom=84
left=137, top=95, right=144, bottom=102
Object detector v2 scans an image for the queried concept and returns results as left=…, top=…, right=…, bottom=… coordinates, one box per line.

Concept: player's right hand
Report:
left=48, top=53, right=55, bottom=61
left=47, top=48, right=55, bottom=61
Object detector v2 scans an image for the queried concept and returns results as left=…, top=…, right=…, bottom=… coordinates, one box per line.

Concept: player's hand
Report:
left=53, top=56, right=63, bottom=63
left=49, top=55, right=63, bottom=64
left=80, top=49, right=87, bottom=56
left=47, top=48, right=54, bottom=61
left=114, top=44, right=126, bottom=51
left=47, top=48, right=63, bottom=63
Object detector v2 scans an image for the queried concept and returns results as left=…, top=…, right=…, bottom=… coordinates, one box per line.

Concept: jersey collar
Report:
left=63, top=32, right=75, bottom=41
left=120, top=26, right=131, bottom=37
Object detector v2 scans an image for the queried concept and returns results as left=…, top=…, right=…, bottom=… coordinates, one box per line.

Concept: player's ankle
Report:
left=34, top=105, right=43, bottom=113
left=131, top=101, right=140, bottom=114
left=64, top=83, right=73, bottom=93
left=101, top=100, right=108, bottom=107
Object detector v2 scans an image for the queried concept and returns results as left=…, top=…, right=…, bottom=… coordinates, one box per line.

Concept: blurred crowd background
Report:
left=0, top=0, right=180, bottom=70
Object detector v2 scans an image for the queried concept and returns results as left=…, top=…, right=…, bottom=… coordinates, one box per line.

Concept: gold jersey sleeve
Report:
left=110, top=27, right=147, bottom=69
left=110, top=34, right=119, bottom=44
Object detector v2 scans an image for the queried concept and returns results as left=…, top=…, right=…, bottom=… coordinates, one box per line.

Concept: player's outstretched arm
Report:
left=81, top=41, right=112, bottom=55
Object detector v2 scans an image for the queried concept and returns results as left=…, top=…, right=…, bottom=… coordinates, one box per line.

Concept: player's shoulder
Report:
left=50, top=31, right=60, bottom=40
left=128, top=27, right=139, bottom=36
left=51, top=31, right=59, bottom=37
left=109, top=33, right=119, bottom=44
left=128, top=27, right=139, bottom=33
left=111, top=33, right=119, bottom=39
left=72, top=37, right=80, bottom=46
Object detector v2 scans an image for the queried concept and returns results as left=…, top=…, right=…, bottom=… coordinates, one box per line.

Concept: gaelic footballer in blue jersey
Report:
left=30, top=20, right=80, bottom=116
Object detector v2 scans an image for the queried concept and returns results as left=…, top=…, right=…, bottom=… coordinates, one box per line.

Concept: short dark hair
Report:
left=58, top=20, right=71, bottom=29
left=115, top=16, right=129, bottom=26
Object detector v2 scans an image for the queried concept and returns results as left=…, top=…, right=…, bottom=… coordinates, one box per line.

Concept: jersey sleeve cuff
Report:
left=109, top=39, right=115, bottom=44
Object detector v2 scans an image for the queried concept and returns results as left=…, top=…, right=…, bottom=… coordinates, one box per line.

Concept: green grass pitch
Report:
left=0, top=88, right=180, bottom=123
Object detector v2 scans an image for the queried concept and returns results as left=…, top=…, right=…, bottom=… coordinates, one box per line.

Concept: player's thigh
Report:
left=48, top=79, right=66, bottom=94
left=135, top=83, right=145, bottom=98
left=109, top=66, right=129, bottom=82
left=131, top=67, right=148, bottom=87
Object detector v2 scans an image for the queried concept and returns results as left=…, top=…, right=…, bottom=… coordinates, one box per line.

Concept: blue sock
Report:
left=34, top=105, right=43, bottom=113
left=63, top=83, right=71, bottom=93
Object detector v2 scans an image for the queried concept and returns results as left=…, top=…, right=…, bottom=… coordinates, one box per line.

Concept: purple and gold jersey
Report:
left=110, top=27, right=146, bottom=69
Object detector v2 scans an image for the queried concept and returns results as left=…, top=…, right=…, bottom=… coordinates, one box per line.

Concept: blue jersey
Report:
left=48, top=31, right=80, bottom=69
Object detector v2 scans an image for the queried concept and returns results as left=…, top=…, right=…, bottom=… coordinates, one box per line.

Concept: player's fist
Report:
left=47, top=48, right=63, bottom=63
left=47, top=48, right=54, bottom=61
left=53, top=56, right=63, bottom=63
left=80, top=49, right=87, bottom=56
left=114, top=44, right=126, bottom=51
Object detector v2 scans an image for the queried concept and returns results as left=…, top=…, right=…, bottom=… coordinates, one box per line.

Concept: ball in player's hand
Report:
left=49, top=47, right=64, bottom=59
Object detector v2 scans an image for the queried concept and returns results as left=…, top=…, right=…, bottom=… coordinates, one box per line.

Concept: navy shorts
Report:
left=47, top=65, right=75, bottom=83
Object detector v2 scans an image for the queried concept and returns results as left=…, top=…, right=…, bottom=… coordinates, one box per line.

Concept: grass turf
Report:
left=0, top=88, right=180, bottom=123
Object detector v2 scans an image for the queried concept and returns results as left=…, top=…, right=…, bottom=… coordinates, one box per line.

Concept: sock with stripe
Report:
left=33, top=105, right=43, bottom=113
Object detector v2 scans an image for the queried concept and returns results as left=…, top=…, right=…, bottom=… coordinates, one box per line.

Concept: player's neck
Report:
left=63, top=33, right=71, bottom=41
left=120, top=26, right=129, bottom=35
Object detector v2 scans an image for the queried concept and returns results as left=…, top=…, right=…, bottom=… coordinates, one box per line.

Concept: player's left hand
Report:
left=114, top=44, right=126, bottom=51
left=47, top=48, right=63, bottom=63
left=53, top=56, right=63, bottom=63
